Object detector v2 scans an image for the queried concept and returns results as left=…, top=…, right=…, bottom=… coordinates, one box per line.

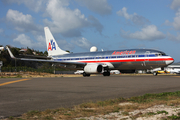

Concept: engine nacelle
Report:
left=84, top=64, right=103, bottom=74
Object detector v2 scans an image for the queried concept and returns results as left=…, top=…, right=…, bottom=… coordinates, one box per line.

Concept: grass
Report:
left=4, top=91, right=180, bottom=120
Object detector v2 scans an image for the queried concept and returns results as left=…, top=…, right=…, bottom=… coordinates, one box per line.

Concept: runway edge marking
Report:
left=0, top=79, right=30, bottom=86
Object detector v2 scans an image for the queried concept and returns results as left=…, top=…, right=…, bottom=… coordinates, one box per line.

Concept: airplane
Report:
left=6, top=27, right=174, bottom=77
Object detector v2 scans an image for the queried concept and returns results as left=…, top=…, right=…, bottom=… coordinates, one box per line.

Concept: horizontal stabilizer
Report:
left=6, top=46, right=16, bottom=59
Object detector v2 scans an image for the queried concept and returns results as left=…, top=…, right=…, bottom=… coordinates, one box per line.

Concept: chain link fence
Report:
left=1, top=66, right=54, bottom=73
left=1, top=66, right=75, bottom=74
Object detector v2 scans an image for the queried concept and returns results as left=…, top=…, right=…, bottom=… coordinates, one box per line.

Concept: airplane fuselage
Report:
left=51, top=48, right=174, bottom=71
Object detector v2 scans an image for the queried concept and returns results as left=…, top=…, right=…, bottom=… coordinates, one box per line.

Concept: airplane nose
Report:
left=165, top=57, right=174, bottom=65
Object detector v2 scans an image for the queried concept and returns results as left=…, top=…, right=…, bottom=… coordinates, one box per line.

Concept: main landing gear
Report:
left=153, top=72, right=158, bottom=76
left=103, top=72, right=110, bottom=76
left=83, top=72, right=90, bottom=77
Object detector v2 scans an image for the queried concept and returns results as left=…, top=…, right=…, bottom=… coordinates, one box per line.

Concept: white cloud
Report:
left=172, top=9, right=180, bottom=30
left=76, top=0, right=112, bottom=15
left=164, top=1, right=180, bottom=31
left=2, top=0, right=47, bottom=12
left=44, top=0, right=89, bottom=35
left=71, top=37, right=92, bottom=50
left=165, top=8, right=180, bottom=30
left=171, top=0, right=180, bottom=10
left=4, top=0, right=103, bottom=37
left=117, top=7, right=133, bottom=19
left=117, top=7, right=150, bottom=26
left=120, top=25, right=166, bottom=41
left=13, top=34, right=33, bottom=47
left=43, top=0, right=103, bottom=37
left=6, top=9, right=41, bottom=32
left=13, top=34, right=46, bottom=49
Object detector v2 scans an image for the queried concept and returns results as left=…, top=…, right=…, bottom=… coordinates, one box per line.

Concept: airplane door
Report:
left=144, top=51, right=150, bottom=67
left=145, top=51, right=150, bottom=61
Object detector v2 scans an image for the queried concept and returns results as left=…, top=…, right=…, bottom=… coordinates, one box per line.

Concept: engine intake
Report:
left=84, top=64, right=103, bottom=74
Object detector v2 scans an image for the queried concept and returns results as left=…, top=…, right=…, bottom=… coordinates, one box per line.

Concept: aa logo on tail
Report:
left=48, top=39, right=56, bottom=51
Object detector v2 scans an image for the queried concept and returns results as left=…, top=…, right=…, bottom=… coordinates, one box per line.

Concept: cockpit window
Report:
left=155, top=52, right=166, bottom=56
left=155, top=53, right=161, bottom=56
left=161, top=53, right=166, bottom=56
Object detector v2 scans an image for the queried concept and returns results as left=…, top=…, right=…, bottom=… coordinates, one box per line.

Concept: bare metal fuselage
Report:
left=51, top=48, right=174, bottom=71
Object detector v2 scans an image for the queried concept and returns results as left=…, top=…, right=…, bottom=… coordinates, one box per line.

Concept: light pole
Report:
left=0, top=61, right=2, bottom=73
left=15, top=59, right=16, bottom=72
left=52, top=64, right=56, bottom=74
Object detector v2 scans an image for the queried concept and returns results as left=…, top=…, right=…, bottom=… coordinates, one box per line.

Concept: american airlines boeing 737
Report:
left=6, top=27, right=174, bottom=76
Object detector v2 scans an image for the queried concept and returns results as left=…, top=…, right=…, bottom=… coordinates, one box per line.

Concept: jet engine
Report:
left=84, top=64, right=103, bottom=74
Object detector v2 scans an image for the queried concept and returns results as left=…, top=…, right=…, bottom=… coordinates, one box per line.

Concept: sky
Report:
left=0, top=0, right=180, bottom=62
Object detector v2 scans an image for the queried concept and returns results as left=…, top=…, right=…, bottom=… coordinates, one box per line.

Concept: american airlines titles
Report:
left=112, top=50, right=136, bottom=55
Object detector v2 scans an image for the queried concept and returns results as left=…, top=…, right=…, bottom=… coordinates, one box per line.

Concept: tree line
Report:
left=0, top=46, right=72, bottom=73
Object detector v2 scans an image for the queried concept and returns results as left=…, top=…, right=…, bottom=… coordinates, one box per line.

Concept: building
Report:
left=165, top=63, right=180, bottom=74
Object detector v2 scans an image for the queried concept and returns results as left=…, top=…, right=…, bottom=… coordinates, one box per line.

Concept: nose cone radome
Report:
left=165, top=57, right=174, bottom=65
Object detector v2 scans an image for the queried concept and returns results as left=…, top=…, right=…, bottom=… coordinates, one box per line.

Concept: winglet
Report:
left=6, top=46, right=16, bottom=59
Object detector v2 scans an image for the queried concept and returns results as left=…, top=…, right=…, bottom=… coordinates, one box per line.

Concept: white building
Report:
left=165, top=63, right=180, bottom=74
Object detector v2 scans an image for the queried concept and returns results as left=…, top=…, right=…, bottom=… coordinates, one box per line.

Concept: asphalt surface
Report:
left=0, top=75, right=180, bottom=118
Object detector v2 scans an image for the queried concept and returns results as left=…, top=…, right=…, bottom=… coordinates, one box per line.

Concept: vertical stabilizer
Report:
left=44, top=27, right=69, bottom=56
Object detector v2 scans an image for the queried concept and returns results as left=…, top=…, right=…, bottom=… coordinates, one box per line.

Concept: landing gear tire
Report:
left=103, top=72, right=110, bottom=76
left=83, top=72, right=90, bottom=77
left=153, top=72, right=158, bottom=76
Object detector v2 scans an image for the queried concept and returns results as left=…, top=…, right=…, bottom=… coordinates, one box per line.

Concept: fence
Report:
left=2, top=67, right=54, bottom=73
left=1, top=66, right=75, bottom=74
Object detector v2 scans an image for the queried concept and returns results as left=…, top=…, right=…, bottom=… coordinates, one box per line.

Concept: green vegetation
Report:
left=157, top=110, right=168, bottom=115
left=5, top=91, right=180, bottom=120
left=0, top=46, right=73, bottom=73
left=168, top=114, right=180, bottom=119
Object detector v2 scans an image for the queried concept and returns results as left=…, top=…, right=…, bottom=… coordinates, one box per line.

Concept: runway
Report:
left=0, top=75, right=180, bottom=118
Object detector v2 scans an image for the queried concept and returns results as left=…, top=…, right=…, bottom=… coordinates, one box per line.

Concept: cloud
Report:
left=6, top=9, right=41, bottom=32
left=57, top=40, right=74, bottom=51
left=167, top=32, right=180, bottom=42
left=117, top=7, right=150, bottom=26
left=43, top=0, right=103, bottom=37
left=3, top=0, right=103, bottom=37
left=165, top=8, right=180, bottom=30
left=2, top=0, right=47, bottom=12
left=71, top=37, right=92, bottom=50
left=13, top=34, right=45, bottom=49
left=172, top=9, right=180, bottom=30
left=171, top=0, right=180, bottom=10
left=76, top=0, right=112, bottom=15
left=13, top=34, right=33, bottom=47
left=44, top=0, right=88, bottom=37
left=88, top=15, right=103, bottom=34
left=120, top=25, right=166, bottom=41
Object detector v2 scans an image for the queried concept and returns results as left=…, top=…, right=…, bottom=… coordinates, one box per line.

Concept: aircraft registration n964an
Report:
left=6, top=27, right=174, bottom=77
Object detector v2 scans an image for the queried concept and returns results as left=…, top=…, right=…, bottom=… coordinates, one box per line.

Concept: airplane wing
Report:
left=6, top=46, right=86, bottom=65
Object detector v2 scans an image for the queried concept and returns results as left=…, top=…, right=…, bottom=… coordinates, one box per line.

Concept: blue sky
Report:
left=0, top=0, right=180, bottom=62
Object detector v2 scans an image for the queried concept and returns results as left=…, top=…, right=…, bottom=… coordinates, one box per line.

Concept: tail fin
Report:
left=44, top=27, right=69, bottom=56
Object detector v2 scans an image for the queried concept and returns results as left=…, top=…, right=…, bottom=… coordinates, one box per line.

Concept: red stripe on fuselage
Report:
left=79, top=57, right=174, bottom=63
